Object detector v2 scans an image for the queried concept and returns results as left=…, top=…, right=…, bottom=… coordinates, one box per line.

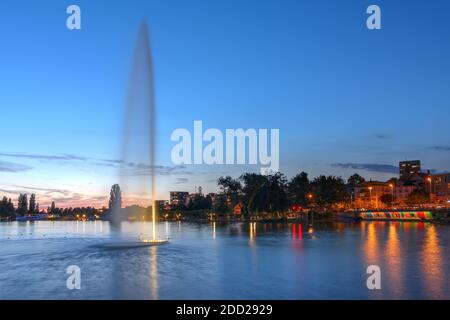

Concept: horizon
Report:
left=0, top=161, right=441, bottom=209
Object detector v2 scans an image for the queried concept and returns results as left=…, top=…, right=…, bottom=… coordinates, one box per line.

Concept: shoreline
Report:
left=1, top=214, right=449, bottom=224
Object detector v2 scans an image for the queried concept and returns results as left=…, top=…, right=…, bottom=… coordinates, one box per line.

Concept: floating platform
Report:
left=358, top=211, right=433, bottom=221
left=92, top=236, right=169, bottom=250
left=139, top=238, right=169, bottom=244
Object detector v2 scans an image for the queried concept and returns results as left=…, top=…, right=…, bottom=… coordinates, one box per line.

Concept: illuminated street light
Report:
left=427, top=177, right=432, bottom=194
left=389, top=183, right=394, bottom=204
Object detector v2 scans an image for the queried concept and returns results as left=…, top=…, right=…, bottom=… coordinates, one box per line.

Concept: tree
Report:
left=267, top=172, right=289, bottom=213
left=217, top=176, right=242, bottom=207
left=288, top=172, right=310, bottom=206
left=213, top=194, right=231, bottom=214
left=0, top=196, right=15, bottom=218
left=379, top=194, right=393, bottom=206
left=8, top=198, right=14, bottom=212
left=108, top=184, right=122, bottom=211
left=347, top=173, right=365, bottom=188
left=240, top=173, right=269, bottom=215
left=17, top=194, right=28, bottom=215
left=29, top=193, right=36, bottom=213
left=0, top=196, right=8, bottom=217
left=311, top=175, right=347, bottom=208
left=238, top=172, right=289, bottom=216
left=50, top=201, right=56, bottom=214
left=187, top=194, right=212, bottom=210
left=406, top=190, right=430, bottom=206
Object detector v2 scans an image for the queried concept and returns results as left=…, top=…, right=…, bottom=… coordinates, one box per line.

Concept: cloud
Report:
left=423, top=168, right=449, bottom=174
left=0, top=188, right=19, bottom=194
left=0, top=160, right=33, bottom=172
left=175, top=178, right=189, bottom=184
left=430, top=146, right=450, bottom=152
left=12, top=185, right=71, bottom=196
left=373, top=133, right=392, bottom=139
left=0, top=151, right=193, bottom=176
left=0, top=152, right=89, bottom=161
left=100, top=159, right=125, bottom=164
left=0, top=185, right=108, bottom=208
left=50, top=193, right=109, bottom=207
left=120, top=163, right=193, bottom=176
left=332, top=163, right=399, bottom=174
left=0, top=185, right=72, bottom=200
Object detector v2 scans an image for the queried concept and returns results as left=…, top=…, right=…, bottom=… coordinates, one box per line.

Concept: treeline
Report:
left=0, top=194, right=41, bottom=218
left=172, top=172, right=365, bottom=216
left=0, top=194, right=102, bottom=219
left=213, top=172, right=355, bottom=216
left=169, top=193, right=214, bottom=211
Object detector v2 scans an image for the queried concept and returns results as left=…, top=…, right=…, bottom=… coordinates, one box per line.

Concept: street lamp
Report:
left=427, top=177, right=433, bottom=205
left=389, top=183, right=394, bottom=206
left=427, top=177, right=432, bottom=194
left=306, top=193, right=314, bottom=226
left=350, top=191, right=353, bottom=208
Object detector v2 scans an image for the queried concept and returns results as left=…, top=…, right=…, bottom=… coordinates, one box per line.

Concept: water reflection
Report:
left=249, top=222, right=257, bottom=246
left=362, top=221, right=449, bottom=299
left=291, top=223, right=303, bottom=240
left=165, top=221, right=170, bottom=237
left=421, top=224, right=444, bottom=298
left=0, top=221, right=448, bottom=299
left=385, top=223, right=402, bottom=297
left=149, top=246, right=158, bottom=300
left=365, top=222, right=379, bottom=265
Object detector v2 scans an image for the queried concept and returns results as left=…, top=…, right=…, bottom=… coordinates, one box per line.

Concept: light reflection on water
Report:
left=386, top=223, right=402, bottom=298
left=421, top=224, right=445, bottom=297
left=149, top=246, right=158, bottom=300
left=0, top=221, right=448, bottom=299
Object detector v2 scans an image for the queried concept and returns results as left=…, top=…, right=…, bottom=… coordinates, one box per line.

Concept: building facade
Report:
left=431, top=173, right=450, bottom=203
left=169, top=191, right=189, bottom=206
left=393, top=183, right=416, bottom=203
left=354, top=181, right=392, bottom=208
left=399, top=160, right=421, bottom=180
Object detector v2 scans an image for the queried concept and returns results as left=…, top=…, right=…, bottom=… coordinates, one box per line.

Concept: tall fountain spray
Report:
left=118, top=21, right=167, bottom=244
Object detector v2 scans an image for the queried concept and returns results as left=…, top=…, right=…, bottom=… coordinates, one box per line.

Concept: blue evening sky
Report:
left=1, top=0, right=450, bottom=207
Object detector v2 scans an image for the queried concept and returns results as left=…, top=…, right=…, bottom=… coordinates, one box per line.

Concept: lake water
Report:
left=0, top=221, right=448, bottom=299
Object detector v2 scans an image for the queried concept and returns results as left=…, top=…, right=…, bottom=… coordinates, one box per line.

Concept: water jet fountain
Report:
left=110, top=21, right=168, bottom=246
